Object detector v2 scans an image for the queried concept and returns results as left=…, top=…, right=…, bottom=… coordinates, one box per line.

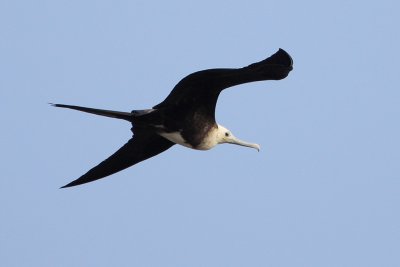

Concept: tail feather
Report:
left=51, top=103, right=133, bottom=121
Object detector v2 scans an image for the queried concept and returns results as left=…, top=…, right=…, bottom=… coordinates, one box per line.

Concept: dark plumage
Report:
left=53, top=48, right=293, bottom=188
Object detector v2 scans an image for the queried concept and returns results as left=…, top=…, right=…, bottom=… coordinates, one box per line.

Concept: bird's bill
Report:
left=227, top=136, right=260, bottom=151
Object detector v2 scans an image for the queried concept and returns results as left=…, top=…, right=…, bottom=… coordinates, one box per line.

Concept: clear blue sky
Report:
left=1, top=0, right=399, bottom=266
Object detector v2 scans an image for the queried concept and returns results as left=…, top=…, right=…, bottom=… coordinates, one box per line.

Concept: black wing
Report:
left=154, top=49, right=293, bottom=115
left=60, top=133, right=174, bottom=188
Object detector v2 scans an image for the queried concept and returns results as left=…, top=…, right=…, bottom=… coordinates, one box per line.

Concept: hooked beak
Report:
left=227, top=136, right=260, bottom=152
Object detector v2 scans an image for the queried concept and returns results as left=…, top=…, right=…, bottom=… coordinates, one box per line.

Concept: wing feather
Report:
left=154, top=48, right=293, bottom=110
left=60, top=133, right=174, bottom=188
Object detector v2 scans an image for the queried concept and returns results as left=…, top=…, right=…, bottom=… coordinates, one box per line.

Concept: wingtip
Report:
left=248, top=48, right=293, bottom=80
left=60, top=183, right=73, bottom=189
left=275, top=48, right=293, bottom=68
left=60, top=179, right=82, bottom=189
left=251, top=48, right=293, bottom=71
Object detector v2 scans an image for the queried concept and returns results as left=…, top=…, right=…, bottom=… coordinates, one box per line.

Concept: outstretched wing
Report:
left=153, top=49, right=293, bottom=115
left=60, top=133, right=174, bottom=188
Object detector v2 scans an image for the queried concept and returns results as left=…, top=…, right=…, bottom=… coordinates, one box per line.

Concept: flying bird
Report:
left=53, top=48, right=293, bottom=188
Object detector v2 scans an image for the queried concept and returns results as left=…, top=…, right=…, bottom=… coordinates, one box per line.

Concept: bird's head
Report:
left=216, top=124, right=260, bottom=151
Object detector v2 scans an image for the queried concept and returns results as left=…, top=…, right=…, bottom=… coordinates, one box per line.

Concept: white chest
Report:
left=159, top=130, right=218, bottom=150
left=159, top=131, right=192, bottom=148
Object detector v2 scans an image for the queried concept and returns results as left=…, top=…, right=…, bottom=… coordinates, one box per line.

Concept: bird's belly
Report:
left=159, top=131, right=192, bottom=148
left=159, top=131, right=217, bottom=150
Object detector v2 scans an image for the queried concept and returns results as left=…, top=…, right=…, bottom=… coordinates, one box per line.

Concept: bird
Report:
left=53, top=48, right=293, bottom=188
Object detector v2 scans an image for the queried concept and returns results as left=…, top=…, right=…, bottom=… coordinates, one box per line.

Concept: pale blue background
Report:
left=1, top=1, right=399, bottom=266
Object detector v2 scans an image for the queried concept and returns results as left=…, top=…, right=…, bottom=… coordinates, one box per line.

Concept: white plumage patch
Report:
left=159, top=131, right=193, bottom=149
left=159, top=127, right=219, bottom=150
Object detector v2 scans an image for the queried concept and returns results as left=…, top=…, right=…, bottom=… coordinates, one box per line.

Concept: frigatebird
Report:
left=53, top=48, right=293, bottom=188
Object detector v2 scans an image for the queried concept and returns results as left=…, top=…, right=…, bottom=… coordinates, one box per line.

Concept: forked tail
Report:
left=51, top=103, right=134, bottom=121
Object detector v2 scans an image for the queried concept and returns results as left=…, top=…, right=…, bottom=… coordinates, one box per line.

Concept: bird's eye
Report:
left=225, top=132, right=230, bottom=137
